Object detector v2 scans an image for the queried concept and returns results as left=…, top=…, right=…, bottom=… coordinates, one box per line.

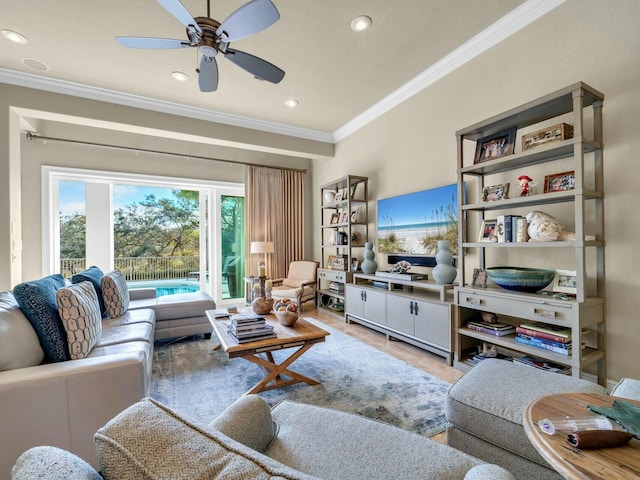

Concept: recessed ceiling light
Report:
left=350, top=15, right=372, bottom=32
left=172, top=71, right=189, bottom=82
left=1, top=29, right=28, bottom=44
left=285, top=99, right=299, bottom=108
left=21, top=58, right=49, bottom=71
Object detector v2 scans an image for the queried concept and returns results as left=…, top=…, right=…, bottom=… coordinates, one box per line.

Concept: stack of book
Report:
left=466, top=320, right=516, bottom=336
left=496, top=214, right=529, bottom=243
left=228, top=313, right=276, bottom=343
left=464, top=351, right=514, bottom=367
left=513, top=355, right=571, bottom=374
left=515, top=322, right=572, bottom=355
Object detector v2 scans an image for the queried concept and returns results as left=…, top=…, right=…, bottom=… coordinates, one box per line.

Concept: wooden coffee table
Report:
left=206, top=311, right=330, bottom=395
left=523, top=392, right=640, bottom=480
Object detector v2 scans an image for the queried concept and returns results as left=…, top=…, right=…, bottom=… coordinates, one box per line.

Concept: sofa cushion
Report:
left=94, top=397, right=318, bottom=480
left=12, top=446, right=102, bottom=480
left=446, top=359, right=606, bottom=465
left=56, top=281, right=103, bottom=360
left=209, top=395, right=276, bottom=453
left=72, top=265, right=107, bottom=317
left=129, top=291, right=215, bottom=321
left=0, top=291, right=44, bottom=371
left=96, top=322, right=154, bottom=347
left=13, top=273, right=70, bottom=362
left=268, top=400, right=485, bottom=479
left=101, top=270, right=129, bottom=318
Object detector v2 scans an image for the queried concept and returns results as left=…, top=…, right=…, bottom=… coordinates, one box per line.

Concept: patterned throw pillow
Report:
left=71, top=265, right=107, bottom=317
left=13, top=274, right=70, bottom=362
left=101, top=270, right=129, bottom=318
left=56, top=281, right=102, bottom=360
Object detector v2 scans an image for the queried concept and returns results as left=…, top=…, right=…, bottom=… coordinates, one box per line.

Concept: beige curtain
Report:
left=245, top=166, right=304, bottom=279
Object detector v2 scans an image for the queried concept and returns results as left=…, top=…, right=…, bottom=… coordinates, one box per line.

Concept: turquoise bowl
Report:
left=486, top=267, right=556, bottom=293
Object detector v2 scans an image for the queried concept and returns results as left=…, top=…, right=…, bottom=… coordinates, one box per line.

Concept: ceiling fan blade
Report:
left=226, top=48, right=285, bottom=83
left=216, top=0, right=280, bottom=42
left=157, top=0, right=202, bottom=33
left=198, top=55, right=219, bottom=92
left=115, top=37, right=190, bottom=49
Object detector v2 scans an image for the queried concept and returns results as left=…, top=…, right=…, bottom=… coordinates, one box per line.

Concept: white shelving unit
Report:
left=317, top=175, right=368, bottom=314
left=454, top=82, right=606, bottom=385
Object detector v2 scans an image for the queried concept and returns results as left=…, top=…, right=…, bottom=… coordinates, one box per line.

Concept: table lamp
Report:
left=250, top=241, right=274, bottom=277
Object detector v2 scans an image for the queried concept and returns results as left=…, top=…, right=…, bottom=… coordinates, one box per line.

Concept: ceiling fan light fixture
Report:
left=285, top=99, right=299, bottom=108
left=172, top=71, right=189, bottom=81
left=1, top=29, right=28, bottom=44
left=350, top=15, right=372, bottom=32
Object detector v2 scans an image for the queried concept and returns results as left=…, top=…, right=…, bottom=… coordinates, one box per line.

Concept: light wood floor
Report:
left=305, top=305, right=463, bottom=443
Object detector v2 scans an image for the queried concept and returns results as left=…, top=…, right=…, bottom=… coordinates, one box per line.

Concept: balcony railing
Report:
left=60, top=256, right=200, bottom=281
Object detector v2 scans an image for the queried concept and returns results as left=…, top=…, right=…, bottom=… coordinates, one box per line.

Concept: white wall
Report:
left=311, top=0, right=640, bottom=380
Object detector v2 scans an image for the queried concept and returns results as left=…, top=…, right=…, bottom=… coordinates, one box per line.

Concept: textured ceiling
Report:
left=1, top=0, right=527, bottom=134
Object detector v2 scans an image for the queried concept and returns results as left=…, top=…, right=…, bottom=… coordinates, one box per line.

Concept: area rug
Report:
left=151, top=317, right=451, bottom=437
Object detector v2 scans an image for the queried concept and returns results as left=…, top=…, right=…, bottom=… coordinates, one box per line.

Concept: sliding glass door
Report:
left=43, top=167, right=244, bottom=304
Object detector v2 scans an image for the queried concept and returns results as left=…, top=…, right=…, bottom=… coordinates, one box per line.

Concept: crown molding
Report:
left=332, top=0, right=566, bottom=142
left=0, top=67, right=334, bottom=144
left=0, top=0, right=564, bottom=147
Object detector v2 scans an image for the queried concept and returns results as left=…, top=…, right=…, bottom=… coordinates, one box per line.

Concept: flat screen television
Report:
left=377, top=183, right=461, bottom=264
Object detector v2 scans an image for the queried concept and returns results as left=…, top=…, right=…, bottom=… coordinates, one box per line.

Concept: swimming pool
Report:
left=128, top=281, right=201, bottom=297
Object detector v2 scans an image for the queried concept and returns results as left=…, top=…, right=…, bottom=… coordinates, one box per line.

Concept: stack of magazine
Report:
left=466, top=320, right=516, bottom=336
left=228, top=313, right=276, bottom=343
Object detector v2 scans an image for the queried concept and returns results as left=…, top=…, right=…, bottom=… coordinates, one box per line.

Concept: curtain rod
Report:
left=25, top=132, right=308, bottom=174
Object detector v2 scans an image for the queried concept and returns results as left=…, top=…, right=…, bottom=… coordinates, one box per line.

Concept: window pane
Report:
left=221, top=195, right=244, bottom=300
left=59, top=180, right=86, bottom=276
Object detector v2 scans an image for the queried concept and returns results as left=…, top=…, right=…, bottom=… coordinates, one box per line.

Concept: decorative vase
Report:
left=360, top=242, right=378, bottom=274
left=252, top=297, right=273, bottom=315
left=432, top=240, right=457, bottom=284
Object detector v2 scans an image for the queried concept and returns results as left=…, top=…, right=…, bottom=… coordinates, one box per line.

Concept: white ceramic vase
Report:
left=432, top=240, right=457, bottom=284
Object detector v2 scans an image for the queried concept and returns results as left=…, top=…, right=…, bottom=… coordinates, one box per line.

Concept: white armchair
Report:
left=270, top=261, right=318, bottom=309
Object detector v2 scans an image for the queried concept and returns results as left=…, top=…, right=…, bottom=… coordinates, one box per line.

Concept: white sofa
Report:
left=0, top=270, right=216, bottom=479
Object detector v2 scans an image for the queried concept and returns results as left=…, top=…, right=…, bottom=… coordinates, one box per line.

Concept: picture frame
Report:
left=329, top=212, right=339, bottom=224
left=334, top=191, right=344, bottom=202
left=474, top=127, right=517, bottom=164
left=481, top=183, right=510, bottom=202
left=350, top=210, right=358, bottom=222
left=328, top=254, right=348, bottom=271
left=351, top=258, right=359, bottom=271
left=340, top=211, right=349, bottom=223
left=478, top=219, right=498, bottom=242
left=544, top=170, right=575, bottom=193
left=472, top=268, right=487, bottom=288
left=349, top=183, right=358, bottom=199
left=552, top=269, right=577, bottom=294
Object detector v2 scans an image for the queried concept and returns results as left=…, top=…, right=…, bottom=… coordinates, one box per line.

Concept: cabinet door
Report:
left=363, top=288, right=386, bottom=325
left=385, top=294, right=414, bottom=335
left=414, top=300, right=451, bottom=349
left=345, top=285, right=364, bottom=317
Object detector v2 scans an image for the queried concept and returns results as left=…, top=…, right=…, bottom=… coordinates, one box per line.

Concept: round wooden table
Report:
left=523, top=392, right=640, bottom=480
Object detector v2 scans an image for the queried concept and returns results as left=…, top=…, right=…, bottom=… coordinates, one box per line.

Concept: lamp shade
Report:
left=250, top=241, right=274, bottom=254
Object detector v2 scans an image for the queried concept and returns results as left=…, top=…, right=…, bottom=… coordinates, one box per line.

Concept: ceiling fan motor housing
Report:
left=192, top=17, right=223, bottom=55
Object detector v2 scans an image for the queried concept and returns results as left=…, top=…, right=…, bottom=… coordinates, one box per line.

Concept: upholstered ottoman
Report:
left=445, top=359, right=606, bottom=480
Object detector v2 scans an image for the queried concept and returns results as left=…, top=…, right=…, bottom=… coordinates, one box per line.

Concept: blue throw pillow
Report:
left=72, top=266, right=107, bottom=317
left=13, top=274, right=70, bottom=362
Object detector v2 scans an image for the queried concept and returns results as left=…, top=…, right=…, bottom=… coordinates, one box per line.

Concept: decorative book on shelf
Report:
left=466, top=320, right=516, bottom=336
left=515, top=335, right=572, bottom=355
left=518, top=323, right=571, bottom=343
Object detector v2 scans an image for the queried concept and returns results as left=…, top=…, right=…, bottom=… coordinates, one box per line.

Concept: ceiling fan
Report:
left=115, top=0, right=285, bottom=92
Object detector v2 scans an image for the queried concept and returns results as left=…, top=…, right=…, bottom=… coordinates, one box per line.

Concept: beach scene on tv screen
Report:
left=377, top=183, right=458, bottom=256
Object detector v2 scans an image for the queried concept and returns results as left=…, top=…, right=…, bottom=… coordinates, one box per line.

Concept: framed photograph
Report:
left=552, top=270, right=577, bottom=294
left=350, top=210, right=358, bottom=222
left=544, top=170, right=575, bottom=193
left=349, top=183, right=358, bottom=199
left=472, top=268, right=487, bottom=288
left=329, top=212, right=339, bottom=224
left=481, top=183, right=510, bottom=202
left=340, top=211, right=349, bottom=223
left=334, top=191, right=344, bottom=202
left=474, top=127, right=517, bottom=164
left=478, top=219, right=498, bottom=242
left=328, top=254, right=347, bottom=271
left=351, top=258, right=359, bottom=271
